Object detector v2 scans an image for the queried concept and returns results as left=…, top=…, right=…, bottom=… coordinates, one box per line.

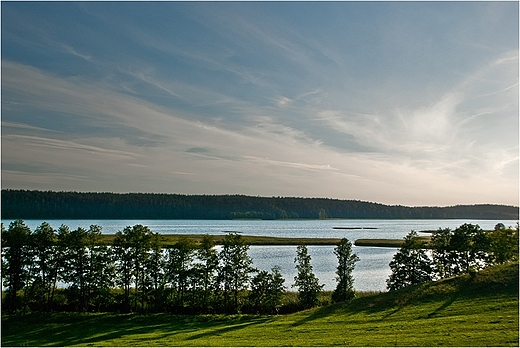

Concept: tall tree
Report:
left=249, top=266, right=285, bottom=314
left=2, top=220, right=33, bottom=312
left=217, top=233, right=254, bottom=313
left=112, top=230, right=133, bottom=312
left=59, top=226, right=89, bottom=311
left=144, top=233, right=166, bottom=312
left=449, top=224, right=487, bottom=274
left=164, top=237, right=196, bottom=309
left=193, top=235, right=219, bottom=311
left=28, top=222, right=58, bottom=310
left=84, top=225, right=115, bottom=311
left=486, top=225, right=518, bottom=265
left=430, top=228, right=454, bottom=278
left=332, top=238, right=359, bottom=303
left=112, top=225, right=153, bottom=312
left=293, top=244, right=324, bottom=309
left=386, top=230, right=434, bottom=291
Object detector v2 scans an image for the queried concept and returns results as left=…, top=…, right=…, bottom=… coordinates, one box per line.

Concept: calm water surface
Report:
left=3, top=219, right=515, bottom=292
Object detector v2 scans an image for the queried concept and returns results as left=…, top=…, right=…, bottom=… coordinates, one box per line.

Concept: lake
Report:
left=2, top=218, right=516, bottom=292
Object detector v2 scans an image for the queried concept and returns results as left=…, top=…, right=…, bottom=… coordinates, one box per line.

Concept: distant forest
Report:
left=1, top=190, right=518, bottom=220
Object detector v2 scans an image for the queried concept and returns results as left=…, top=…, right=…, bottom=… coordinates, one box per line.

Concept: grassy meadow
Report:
left=2, top=262, right=517, bottom=347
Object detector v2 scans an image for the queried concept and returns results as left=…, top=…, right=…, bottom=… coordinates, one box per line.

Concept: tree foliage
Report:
left=2, top=220, right=33, bottom=312
left=293, top=244, right=324, bottom=309
left=332, top=238, right=359, bottom=302
left=164, top=237, right=196, bottom=309
left=193, top=235, right=219, bottom=311
left=3, top=220, right=517, bottom=314
left=249, top=266, right=285, bottom=314
left=217, top=233, right=255, bottom=313
left=386, top=231, right=434, bottom=291
left=388, top=223, right=519, bottom=291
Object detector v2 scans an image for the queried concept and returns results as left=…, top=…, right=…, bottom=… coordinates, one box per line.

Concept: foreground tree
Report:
left=145, top=233, right=166, bottom=312
left=249, top=266, right=285, bottom=314
left=293, top=244, right=324, bottom=309
left=430, top=228, right=455, bottom=278
left=332, top=238, right=359, bottom=303
left=2, top=220, right=33, bottom=312
left=386, top=231, right=434, bottom=291
left=193, top=235, right=219, bottom=311
left=449, top=224, right=487, bottom=274
left=58, top=226, right=89, bottom=311
left=83, top=225, right=116, bottom=311
left=217, top=233, right=254, bottom=313
left=486, top=224, right=519, bottom=265
left=27, top=222, right=58, bottom=310
left=164, top=237, right=196, bottom=309
left=112, top=225, right=154, bottom=312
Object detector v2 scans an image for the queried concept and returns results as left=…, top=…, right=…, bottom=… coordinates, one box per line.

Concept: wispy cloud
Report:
left=2, top=2, right=517, bottom=205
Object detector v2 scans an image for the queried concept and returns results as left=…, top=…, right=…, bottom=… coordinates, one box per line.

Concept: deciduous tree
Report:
left=386, top=230, right=433, bottom=291
left=28, top=222, right=58, bottom=310
left=249, top=266, right=285, bottom=314
left=217, top=233, right=254, bottom=313
left=293, top=244, right=324, bottom=308
left=2, top=220, right=33, bottom=312
left=193, top=235, right=219, bottom=311
left=487, top=225, right=519, bottom=265
left=332, top=238, right=359, bottom=302
left=164, top=237, right=196, bottom=309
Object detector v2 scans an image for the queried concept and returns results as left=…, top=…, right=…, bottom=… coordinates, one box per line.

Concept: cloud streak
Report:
left=1, top=2, right=518, bottom=206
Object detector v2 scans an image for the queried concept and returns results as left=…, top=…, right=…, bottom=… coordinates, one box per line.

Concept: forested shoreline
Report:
left=2, top=190, right=518, bottom=220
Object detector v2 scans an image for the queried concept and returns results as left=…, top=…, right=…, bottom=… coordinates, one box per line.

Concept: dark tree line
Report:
left=2, top=190, right=518, bottom=220
left=387, top=223, right=519, bottom=291
left=2, top=220, right=359, bottom=314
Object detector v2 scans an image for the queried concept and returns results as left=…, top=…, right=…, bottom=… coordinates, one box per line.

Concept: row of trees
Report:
left=3, top=189, right=518, bottom=220
left=387, top=223, right=519, bottom=290
left=2, top=220, right=359, bottom=314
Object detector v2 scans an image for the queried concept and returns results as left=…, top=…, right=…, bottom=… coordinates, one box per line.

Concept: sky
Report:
left=1, top=2, right=519, bottom=207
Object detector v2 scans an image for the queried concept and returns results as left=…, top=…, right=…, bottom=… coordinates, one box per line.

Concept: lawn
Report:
left=2, top=262, right=518, bottom=347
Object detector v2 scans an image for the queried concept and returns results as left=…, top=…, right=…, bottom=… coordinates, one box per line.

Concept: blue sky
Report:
left=2, top=2, right=518, bottom=206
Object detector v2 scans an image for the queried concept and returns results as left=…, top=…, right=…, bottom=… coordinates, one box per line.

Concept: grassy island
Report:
left=96, top=233, right=413, bottom=248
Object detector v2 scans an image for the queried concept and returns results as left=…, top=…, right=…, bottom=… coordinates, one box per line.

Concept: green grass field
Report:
left=2, top=262, right=518, bottom=347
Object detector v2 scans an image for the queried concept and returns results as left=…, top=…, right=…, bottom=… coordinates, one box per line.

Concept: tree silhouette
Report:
left=217, top=233, right=254, bottom=313
left=332, top=238, right=359, bottom=302
left=293, top=244, right=324, bottom=308
left=2, top=220, right=33, bottom=312
left=386, top=230, right=434, bottom=291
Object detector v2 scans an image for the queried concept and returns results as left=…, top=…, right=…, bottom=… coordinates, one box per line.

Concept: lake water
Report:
left=3, top=219, right=516, bottom=292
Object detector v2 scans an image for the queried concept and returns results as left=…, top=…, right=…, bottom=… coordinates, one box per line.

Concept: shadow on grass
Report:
left=186, top=316, right=272, bottom=341
left=289, top=292, right=402, bottom=328
left=2, top=312, right=273, bottom=347
left=289, top=269, right=509, bottom=328
left=3, top=312, right=164, bottom=346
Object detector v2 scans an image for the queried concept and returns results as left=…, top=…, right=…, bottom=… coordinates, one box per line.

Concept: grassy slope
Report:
left=2, top=262, right=518, bottom=347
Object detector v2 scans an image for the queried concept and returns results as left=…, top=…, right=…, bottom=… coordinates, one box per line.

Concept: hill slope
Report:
left=2, top=262, right=518, bottom=346
left=2, top=189, right=518, bottom=219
